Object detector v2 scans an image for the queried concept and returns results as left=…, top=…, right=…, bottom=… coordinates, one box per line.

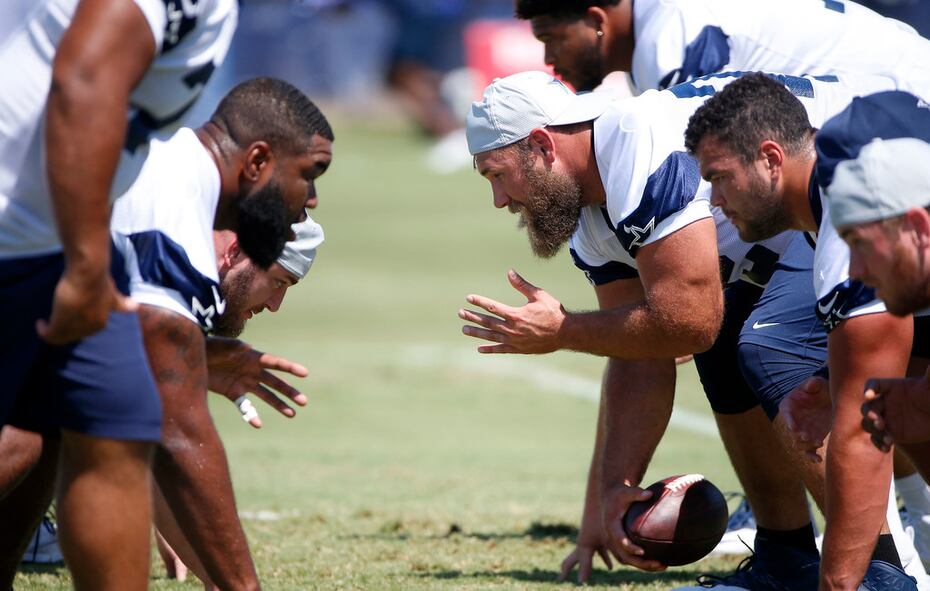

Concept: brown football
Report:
left=622, top=474, right=728, bottom=566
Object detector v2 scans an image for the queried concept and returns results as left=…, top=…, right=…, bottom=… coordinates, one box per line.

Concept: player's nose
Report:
left=305, top=183, right=318, bottom=210
left=492, top=189, right=510, bottom=209
left=266, top=289, right=286, bottom=313
left=709, top=185, right=725, bottom=208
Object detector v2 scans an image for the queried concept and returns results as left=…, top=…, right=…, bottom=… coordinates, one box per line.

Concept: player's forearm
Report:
left=46, top=60, right=128, bottom=270
left=561, top=302, right=717, bottom=359
left=600, top=358, right=676, bottom=489
left=155, top=426, right=260, bottom=591
left=139, top=306, right=260, bottom=591
left=820, top=423, right=890, bottom=590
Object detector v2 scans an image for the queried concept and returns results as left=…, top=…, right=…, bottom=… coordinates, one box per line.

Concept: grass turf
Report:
left=14, top=116, right=749, bottom=590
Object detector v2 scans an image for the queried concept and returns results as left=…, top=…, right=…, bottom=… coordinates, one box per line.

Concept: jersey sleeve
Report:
left=131, top=0, right=207, bottom=55
left=131, top=0, right=168, bottom=53
left=569, top=223, right=639, bottom=286
left=596, top=104, right=712, bottom=258
left=812, top=210, right=884, bottom=333
left=632, top=0, right=731, bottom=91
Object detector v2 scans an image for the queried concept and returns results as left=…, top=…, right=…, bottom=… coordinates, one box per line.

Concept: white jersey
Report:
left=631, top=0, right=930, bottom=98
left=110, top=128, right=223, bottom=331
left=0, top=0, right=237, bottom=259
left=812, top=91, right=930, bottom=331
left=570, top=72, right=897, bottom=290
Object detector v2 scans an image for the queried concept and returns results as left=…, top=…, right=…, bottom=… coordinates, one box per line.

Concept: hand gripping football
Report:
left=622, top=474, right=728, bottom=566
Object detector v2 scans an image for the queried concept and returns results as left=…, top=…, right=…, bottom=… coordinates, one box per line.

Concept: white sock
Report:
left=889, top=480, right=930, bottom=587
left=897, top=473, right=930, bottom=569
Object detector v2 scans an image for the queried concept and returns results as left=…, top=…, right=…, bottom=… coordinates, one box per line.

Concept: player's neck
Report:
left=195, top=123, right=242, bottom=231
left=604, top=1, right=635, bottom=72
left=786, top=154, right=819, bottom=233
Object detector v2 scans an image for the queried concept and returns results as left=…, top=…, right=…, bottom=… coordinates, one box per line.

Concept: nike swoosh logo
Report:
left=817, top=292, right=839, bottom=316
left=752, top=321, right=780, bottom=329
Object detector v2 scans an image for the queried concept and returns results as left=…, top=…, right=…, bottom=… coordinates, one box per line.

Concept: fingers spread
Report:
left=258, top=352, right=309, bottom=378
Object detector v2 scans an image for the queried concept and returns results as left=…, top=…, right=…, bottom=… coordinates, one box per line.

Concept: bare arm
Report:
left=139, top=305, right=260, bottom=591
left=560, top=278, right=677, bottom=576
left=820, top=312, right=912, bottom=591
left=460, top=218, right=723, bottom=359
left=40, top=0, right=155, bottom=343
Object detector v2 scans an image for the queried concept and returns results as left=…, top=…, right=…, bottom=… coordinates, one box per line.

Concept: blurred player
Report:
left=685, top=76, right=928, bottom=590
left=515, top=0, right=930, bottom=95
left=0, top=77, right=333, bottom=591
left=0, top=219, right=326, bottom=589
left=462, top=71, right=918, bottom=590
left=0, top=0, right=236, bottom=587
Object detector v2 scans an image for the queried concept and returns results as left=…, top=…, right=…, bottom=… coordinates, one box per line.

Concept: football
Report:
left=622, top=474, right=728, bottom=566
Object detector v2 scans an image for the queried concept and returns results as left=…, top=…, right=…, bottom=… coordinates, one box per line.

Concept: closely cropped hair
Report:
left=684, top=73, right=814, bottom=162
left=211, top=77, right=334, bottom=156
left=515, top=0, right=621, bottom=20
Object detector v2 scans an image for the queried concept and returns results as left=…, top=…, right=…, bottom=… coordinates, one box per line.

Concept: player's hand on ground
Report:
left=601, top=483, right=667, bottom=572
left=558, top=498, right=613, bottom=583
left=862, top=373, right=930, bottom=451
left=155, top=529, right=189, bottom=582
left=205, top=337, right=309, bottom=428
left=37, top=264, right=137, bottom=344
left=780, top=375, right=831, bottom=462
left=459, top=269, right=567, bottom=354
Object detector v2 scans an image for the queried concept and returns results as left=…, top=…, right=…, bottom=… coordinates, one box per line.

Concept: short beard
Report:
left=212, top=265, right=256, bottom=338
left=735, top=172, right=793, bottom=243
left=569, top=42, right=606, bottom=92
left=236, top=179, right=292, bottom=269
left=517, top=153, right=583, bottom=259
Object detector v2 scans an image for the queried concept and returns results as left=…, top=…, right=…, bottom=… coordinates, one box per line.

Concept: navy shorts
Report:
left=694, top=280, right=765, bottom=415
left=0, top=247, right=161, bottom=441
left=738, top=233, right=828, bottom=420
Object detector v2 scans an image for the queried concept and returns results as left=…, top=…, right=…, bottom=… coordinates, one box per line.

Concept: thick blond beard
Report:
left=516, top=149, right=583, bottom=258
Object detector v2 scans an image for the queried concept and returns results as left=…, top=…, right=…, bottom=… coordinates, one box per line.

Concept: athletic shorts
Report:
left=694, top=279, right=764, bottom=415
left=738, top=233, right=828, bottom=420
left=0, top=246, right=162, bottom=441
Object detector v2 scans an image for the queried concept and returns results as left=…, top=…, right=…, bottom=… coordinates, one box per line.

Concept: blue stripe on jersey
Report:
left=570, top=248, right=638, bottom=285
left=668, top=72, right=828, bottom=100
left=823, top=0, right=845, bottom=13
left=612, top=151, right=701, bottom=256
left=658, top=26, right=730, bottom=90
left=815, top=279, right=877, bottom=333
left=816, top=91, right=930, bottom=188
left=127, top=230, right=224, bottom=331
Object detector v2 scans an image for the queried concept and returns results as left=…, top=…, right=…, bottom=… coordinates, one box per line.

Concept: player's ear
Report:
left=759, top=140, right=784, bottom=177
left=585, top=6, right=609, bottom=35
left=527, top=128, right=556, bottom=166
left=242, top=141, right=272, bottom=182
left=904, top=207, right=930, bottom=248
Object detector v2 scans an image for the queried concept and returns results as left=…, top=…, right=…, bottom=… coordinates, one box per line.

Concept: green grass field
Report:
left=15, top=116, right=750, bottom=590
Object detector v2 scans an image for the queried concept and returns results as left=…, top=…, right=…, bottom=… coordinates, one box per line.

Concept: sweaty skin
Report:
left=139, top=304, right=261, bottom=591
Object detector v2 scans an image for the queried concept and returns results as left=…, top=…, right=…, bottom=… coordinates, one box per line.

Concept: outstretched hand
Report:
left=205, top=337, right=309, bottom=428
left=459, top=269, right=567, bottom=354
left=780, top=376, right=832, bottom=462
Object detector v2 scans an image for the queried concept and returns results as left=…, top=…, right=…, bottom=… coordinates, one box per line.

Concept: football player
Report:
left=462, top=70, right=916, bottom=590
left=686, top=75, right=930, bottom=590
left=0, top=0, right=236, bottom=587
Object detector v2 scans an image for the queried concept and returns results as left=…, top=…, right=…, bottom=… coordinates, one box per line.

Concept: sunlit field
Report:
left=15, top=114, right=749, bottom=590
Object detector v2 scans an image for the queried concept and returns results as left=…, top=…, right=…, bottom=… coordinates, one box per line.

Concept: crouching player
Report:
left=0, top=77, right=334, bottom=591
left=685, top=75, right=926, bottom=590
